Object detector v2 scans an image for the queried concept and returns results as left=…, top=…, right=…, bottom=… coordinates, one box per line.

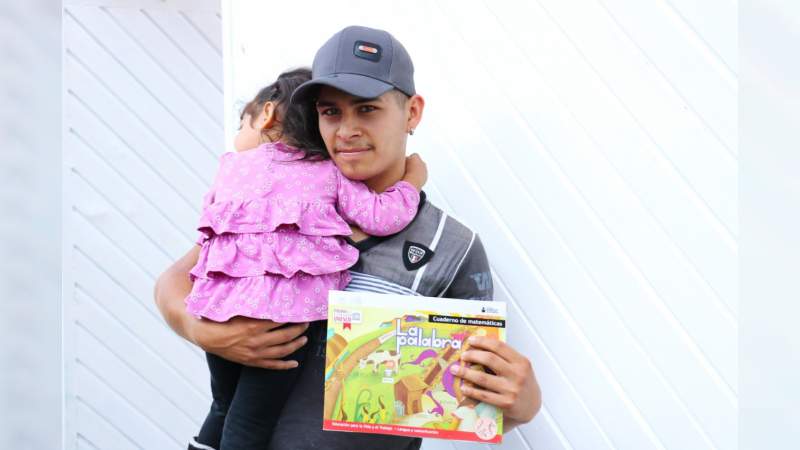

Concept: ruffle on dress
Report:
left=190, top=229, right=359, bottom=279
left=197, top=197, right=353, bottom=238
left=185, top=270, right=351, bottom=322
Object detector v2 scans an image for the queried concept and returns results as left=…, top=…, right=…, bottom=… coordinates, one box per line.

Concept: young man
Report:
left=155, top=26, right=541, bottom=450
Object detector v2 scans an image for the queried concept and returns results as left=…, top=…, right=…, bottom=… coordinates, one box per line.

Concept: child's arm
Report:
left=335, top=154, right=427, bottom=236
left=154, top=245, right=203, bottom=344
left=401, top=153, right=428, bottom=190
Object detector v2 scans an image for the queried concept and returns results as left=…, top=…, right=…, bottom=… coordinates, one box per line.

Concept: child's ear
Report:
left=261, top=101, right=277, bottom=130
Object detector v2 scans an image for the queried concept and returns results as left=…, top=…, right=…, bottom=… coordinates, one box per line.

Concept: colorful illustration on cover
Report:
left=323, top=292, right=506, bottom=444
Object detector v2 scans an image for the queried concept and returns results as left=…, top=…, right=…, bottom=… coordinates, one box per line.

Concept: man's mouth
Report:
left=336, top=146, right=370, bottom=153
left=335, top=146, right=371, bottom=157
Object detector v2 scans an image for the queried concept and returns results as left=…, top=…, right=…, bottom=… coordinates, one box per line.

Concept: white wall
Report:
left=226, top=1, right=737, bottom=450
left=60, top=0, right=737, bottom=448
left=62, top=1, right=222, bottom=448
left=740, top=2, right=800, bottom=449
left=1, top=1, right=61, bottom=449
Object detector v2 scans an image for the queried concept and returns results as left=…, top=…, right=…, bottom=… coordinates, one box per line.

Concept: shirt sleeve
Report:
left=441, top=234, right=494, bottom=300
left=335, top=170, right=420, bottom=237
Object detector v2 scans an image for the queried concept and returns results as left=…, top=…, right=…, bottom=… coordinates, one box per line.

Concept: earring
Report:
left=408, top=129, right=415, bottom=136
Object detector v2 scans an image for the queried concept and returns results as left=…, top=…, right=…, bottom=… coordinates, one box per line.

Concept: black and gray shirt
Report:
left=268, top=192, right=493, bottom=450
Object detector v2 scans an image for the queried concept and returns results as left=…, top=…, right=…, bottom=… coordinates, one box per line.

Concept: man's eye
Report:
left=359, top=105, right=377, bottom=113
left=320, top=108, right=339, bottom=116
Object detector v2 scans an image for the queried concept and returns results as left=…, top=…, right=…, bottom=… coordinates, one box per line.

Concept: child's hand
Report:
left=403, top=153, right=428, bottom=190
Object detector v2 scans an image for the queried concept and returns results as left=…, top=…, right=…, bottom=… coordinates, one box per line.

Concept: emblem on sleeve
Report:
left=469, top=272, right=492, bottom=291
left=403, top=241, right=434, bottom=271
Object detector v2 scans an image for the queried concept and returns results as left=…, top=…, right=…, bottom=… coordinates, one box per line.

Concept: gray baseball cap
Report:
left=290, top=25, right=415, bottom=104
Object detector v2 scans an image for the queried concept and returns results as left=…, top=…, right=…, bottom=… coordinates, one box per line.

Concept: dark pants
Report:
left=193, top=327, right=310, bottom=450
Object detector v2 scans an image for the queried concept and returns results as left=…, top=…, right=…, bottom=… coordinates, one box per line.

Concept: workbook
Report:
left=323, top=290, right=507, bottom=444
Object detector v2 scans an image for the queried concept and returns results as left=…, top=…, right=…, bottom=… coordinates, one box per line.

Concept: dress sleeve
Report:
left=335, top=169, right=420, bottom=236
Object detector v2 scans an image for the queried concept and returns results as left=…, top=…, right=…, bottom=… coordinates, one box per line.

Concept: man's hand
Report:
left=449, top=336, right=542, bottom=427
left=190, top=317, right=310, bottom=370
left=153, top=245, right=310, bottom=370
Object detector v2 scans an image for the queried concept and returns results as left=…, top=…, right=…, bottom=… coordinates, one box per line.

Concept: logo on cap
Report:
left=357, top=44, right=378, bottom=54
left=354, top=40, right=382, bottom=62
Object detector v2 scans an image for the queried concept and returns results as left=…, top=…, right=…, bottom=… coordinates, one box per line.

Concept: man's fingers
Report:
left=254, top=322, right=308, bottom=347
left=256, top=334, right=308, bottom=360
left=267, top=321, right=309, bottom=337
left=461, top=349, right=511, bottom=376
left=450, top=364, right=507, bottom=393
left=460, top=384, right=514, bottom=410
left=254, top=358, right=301, bottom=370
left=254, top=318, right=284, bottom=331
left=466, top=336, right=517, bottom=363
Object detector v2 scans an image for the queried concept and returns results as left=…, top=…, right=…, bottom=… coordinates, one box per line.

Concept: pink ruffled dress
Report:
left=185, top=142, right=420, bottom=323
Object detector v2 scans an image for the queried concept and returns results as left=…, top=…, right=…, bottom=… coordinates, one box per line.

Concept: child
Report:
left=187, top=68, right=427, bottom=450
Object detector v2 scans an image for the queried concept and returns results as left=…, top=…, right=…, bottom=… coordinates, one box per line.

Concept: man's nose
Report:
left=336, top=114, right=362, bottom=141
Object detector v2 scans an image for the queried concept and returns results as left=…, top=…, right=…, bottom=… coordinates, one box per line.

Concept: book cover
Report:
left=323, top=290, right=507, bottom=444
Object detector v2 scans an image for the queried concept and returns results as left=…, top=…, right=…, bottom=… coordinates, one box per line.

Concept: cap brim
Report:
left=290, top=73, right=395, bottom=104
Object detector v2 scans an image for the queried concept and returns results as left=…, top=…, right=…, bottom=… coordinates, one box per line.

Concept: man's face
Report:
left=315, top=87, right=413, bottom=184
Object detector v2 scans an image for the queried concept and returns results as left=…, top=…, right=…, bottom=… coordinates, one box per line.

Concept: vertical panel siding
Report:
left=63, top=1, right=221, bottom=449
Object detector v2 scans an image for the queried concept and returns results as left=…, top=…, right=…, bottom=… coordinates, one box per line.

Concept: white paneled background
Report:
left=62, top=0, right=222, bottom=449
left=63, top=0, right=737, bottom=449
left=1, top=1, right=61, bottom=449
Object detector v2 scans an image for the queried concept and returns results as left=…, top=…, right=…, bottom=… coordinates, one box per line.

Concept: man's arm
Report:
left=442, top=235, right=542, bottom=431
left=153, top=245, right=309, bottom=369
left=441, top=233, right=493, bottom=301
left=153, top=245, right=201, bottom=343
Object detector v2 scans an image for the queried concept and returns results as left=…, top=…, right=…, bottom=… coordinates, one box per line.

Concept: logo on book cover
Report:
left=475, top=417, right=498, bottom=440
left=333, top=308, right=362, bottom=330
left=403, top=241, right=434, bottom=271
left=481, top=305, right=501, bottom=314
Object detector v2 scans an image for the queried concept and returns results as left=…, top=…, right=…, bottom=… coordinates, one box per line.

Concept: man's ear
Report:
left=261, top=101, right=278, bottom=130
left=407, top=94, right=425, bottom=133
